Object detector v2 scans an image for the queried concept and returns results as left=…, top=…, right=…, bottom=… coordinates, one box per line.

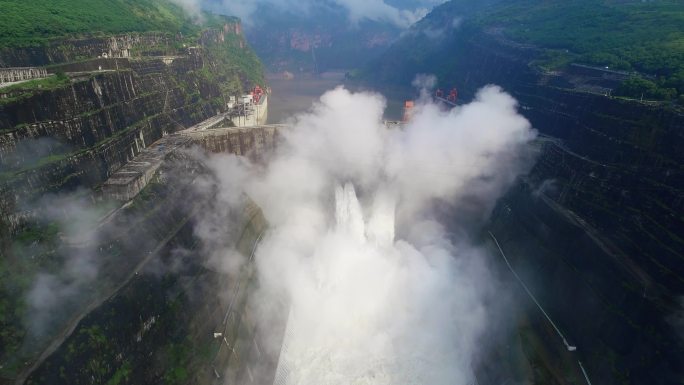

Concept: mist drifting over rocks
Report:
left=174, top=0, right=441, bottom=28
left=22, top=192, right=112, bottom=338
left=200, top=83, right=536, bottom=384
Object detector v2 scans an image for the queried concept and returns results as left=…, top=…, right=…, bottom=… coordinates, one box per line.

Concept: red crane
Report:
left=403, top=100, right=415, bottom=122
left=434, top=86, right=457, bottom=106
left=447, top=87, right=458, bottom=104
left=252, top=85, right=264, bottom=104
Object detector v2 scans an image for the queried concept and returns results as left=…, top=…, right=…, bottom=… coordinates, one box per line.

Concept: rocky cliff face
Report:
left=0, top=124, right=281, bottom=384
left=22, top=157, right=271, bottom=385
left=0, top=28, right=258, bottom=229
left=2, top=65, right=217, bottom=191
left=0, top=26, right=265, bottom=383
left=242, top=4, right=402, bottom=73
left=449, top=32, right=683, bottom=385
left=370, top=22, right=683, bottom=385
left=0, top=34, right=172, bottom=68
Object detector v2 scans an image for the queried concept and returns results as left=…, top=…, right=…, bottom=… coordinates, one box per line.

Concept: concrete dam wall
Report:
left=0, top=68, right=48, bottom=84
left=184, top=124, right=280, bottom=155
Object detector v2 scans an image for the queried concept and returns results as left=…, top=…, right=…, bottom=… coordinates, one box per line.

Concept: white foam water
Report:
left=272, top=183, right=464, bottom=385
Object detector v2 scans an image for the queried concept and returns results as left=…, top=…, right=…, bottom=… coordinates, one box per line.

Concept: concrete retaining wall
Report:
left=0, top=68, right=48, bottom=84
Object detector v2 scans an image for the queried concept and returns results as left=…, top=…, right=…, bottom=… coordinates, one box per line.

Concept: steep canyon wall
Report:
left=0, top=25, right=265, bottom=384
left=443, top=32, right=684, bottom=384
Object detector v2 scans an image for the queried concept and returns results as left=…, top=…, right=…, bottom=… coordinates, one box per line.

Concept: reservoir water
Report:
left=266, top=72, right=405, bottom=124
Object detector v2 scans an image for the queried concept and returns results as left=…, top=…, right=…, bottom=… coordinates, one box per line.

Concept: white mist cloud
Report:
left=399, top=13, right=464, bottom=41
left=201, top=82, right=536, bottom=383
left=178, top=0, right=441, bottom=28
left=24, top=192, right=106, bottom=336
left=333, top=0, right=429, bottom=27
left=412, top=73, right=437, bottom=100
left=170, top=0, right=202, bottom=14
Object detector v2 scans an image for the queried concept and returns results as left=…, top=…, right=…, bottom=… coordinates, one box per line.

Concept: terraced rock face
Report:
left=0, top=124, right=281, bottom=384
left=22, top=155, right=271, bottom=385
left=366, top=8, right=683, bottom=383
left=2, top=67, right=218, bottom=200
left=0, top=34, right=173, bottom=68
left=0, top=26, right=265, bottom=382
left=427, top=27, right=684, bottom=385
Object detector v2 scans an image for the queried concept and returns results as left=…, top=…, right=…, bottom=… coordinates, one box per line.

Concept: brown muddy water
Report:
left=266, top=72, right=406, bottom=124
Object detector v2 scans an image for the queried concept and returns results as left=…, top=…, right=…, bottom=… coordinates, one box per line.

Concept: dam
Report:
left=8, top=87, right=682, bottom=385
left=1, top=1, right=682, bottom=384
left=17, top=93, right=667, bottom=385
left=6, top=66, right=681, bottom=385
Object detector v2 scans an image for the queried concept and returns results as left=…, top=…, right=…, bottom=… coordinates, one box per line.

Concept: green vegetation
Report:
left=0, top=0, right=264, bottom=377
left=614, top=77, right=678, bottom=100
left=0, top=72, right=71, bottom=105
left=0, top=221, right=62, bottom=371
left=480, top=0, right=684, bottom=100
left=0, top=0, right=246, bottom=49
left=163, top=343, right=190, bottom=384
left=0, top=0, right=197, bottom=48
left=105, top=362, right=131, bottom=385
left=14, top=222, right=60, bottom=245
left=365, top=0, right=684, bottom=102
left=203, top=33, right=266, bottom=91
left=0, top=72, right=69, bottom=94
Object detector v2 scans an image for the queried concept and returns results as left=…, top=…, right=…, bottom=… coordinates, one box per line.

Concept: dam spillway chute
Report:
left=272, top=183, right=403, bottom=385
